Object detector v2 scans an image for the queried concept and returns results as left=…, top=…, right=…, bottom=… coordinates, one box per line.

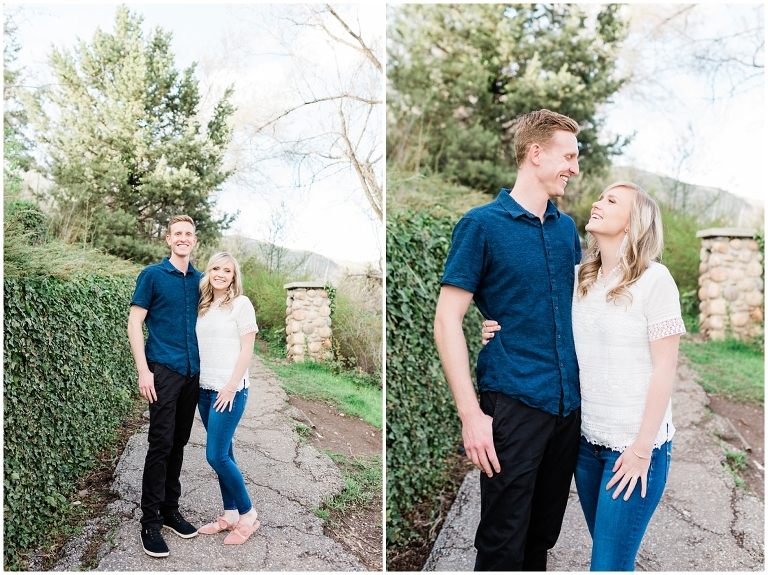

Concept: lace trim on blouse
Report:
left=239, top=322, right=258, bottom=336
left=648, top=317, right=686, bottom=341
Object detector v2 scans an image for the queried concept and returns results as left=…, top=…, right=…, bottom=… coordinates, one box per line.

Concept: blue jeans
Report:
left=574, top=435, right=672, bottom=571
left=198, top=387, right=253, bottom=515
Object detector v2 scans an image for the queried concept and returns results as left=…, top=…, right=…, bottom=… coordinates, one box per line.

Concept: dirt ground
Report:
left=287, top=395, right=383, bottom=571
left=707, top=395, right=764, bottom=499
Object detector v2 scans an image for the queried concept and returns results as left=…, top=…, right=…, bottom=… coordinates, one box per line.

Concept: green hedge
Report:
left=3, top=275, right=138, bottom=564
left=386, top=210, right=484, bottom=546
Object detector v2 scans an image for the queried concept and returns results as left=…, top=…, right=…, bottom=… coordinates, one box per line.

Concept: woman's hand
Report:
left=214, top=387, right=237, bottom=412
left=481, top=320, right=500, bottom=346
left=605, top=444, right=652, bottom=500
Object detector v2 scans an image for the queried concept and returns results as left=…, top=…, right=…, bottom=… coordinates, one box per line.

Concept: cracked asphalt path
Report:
left=83, top=355, right=364, bottom=571
left=424, top=359, right=765, bottom=571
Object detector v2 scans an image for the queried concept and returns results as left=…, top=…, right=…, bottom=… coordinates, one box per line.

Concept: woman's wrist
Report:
left=630, top=442, right=652, bottom=459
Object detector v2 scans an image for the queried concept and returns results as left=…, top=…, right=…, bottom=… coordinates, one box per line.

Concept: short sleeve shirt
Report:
left=196, top=295, right=259, bottom=392
left=131, top=257, right=203, bottom=376
left=573, top=262, right=686, bottom=450
left=441, top=190, right=582, bottom=416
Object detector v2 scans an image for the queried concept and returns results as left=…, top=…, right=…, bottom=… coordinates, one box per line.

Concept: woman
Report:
left=195, top=252, right=260, bottom=544
left=482, top=182, right=685, bottom=571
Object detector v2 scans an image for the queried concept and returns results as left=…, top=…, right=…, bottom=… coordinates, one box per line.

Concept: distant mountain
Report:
left=611, top=166, right=764, bottom=228
left=220, top=234, right=379, bottom=285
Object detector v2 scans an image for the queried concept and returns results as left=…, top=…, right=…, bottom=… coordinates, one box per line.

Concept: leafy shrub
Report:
left=3, top=274, right=138, bottom=566
left=386, top=210, right=484, bottom=546
left=331, top=272, right=383, bottom=378
left=4, top=199, right=48, bottom=245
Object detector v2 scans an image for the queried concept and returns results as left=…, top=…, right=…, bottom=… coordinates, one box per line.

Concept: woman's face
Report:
left=209, top=260, right=235, bottom=292
left=585, top=186, right=634, bottom=239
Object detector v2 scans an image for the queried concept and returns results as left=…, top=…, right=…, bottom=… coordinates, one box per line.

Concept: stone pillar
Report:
left=284, top=282, right=333, bottom=363
left=696, top=228, right=763, bottom=342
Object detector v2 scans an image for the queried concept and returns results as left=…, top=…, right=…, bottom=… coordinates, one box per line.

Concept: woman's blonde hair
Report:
left=577, top=182, right=664, bottom=304
left=198, top=252, right=243, bottom=316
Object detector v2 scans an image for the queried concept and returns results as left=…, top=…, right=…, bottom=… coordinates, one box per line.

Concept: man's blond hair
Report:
left=166, top=215, right=196, bottom=236
left=513, top=109, right=580, bottom=168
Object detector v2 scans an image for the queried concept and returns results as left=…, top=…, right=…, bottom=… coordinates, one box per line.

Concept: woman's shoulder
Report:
left=232, top=294, right=255, bottom=311
left=642, top=261, right=674, bottom=280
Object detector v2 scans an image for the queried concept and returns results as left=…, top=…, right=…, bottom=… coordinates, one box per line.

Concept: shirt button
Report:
left=555, top=306, right=558, bottom=310
left=560, top=362, right=563, bottom=366
left=558, top=334, right=561, bottom=338
left=551, top=279, right=555, bottom=283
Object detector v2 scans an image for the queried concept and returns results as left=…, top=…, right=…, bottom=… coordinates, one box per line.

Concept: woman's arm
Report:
left=606, top=333, right=680, bottom=499
left=213, top=331, right=257, bottom=412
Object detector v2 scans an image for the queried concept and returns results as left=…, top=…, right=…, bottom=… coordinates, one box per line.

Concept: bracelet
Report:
left=631, top=447, right=650, bottom=460
left=224, top=387, right=237, bottom=393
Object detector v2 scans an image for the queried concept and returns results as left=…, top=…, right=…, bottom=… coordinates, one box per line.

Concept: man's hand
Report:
left=462, top=410, right=501, bottom=477
left=138, top=369, right=157, bottom=403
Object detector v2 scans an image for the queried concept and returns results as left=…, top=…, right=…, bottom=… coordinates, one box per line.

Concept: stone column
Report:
left=696, top=228, right=763, bottom=342
left=284, top=282, right=333, bottom=363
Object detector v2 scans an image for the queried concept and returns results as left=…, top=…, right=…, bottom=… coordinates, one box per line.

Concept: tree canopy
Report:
left=26, top=5, right=236, bottom=263
left=387, top=4, right=630, bottom=197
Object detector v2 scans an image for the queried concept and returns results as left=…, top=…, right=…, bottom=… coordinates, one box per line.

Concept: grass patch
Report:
left=680, top=338, right=764, bottom=406
left=321, top=453, right=383, bottom=525
left=723, top=448, right=749, bottom=489
left=264, top=358, right=382, bottom=429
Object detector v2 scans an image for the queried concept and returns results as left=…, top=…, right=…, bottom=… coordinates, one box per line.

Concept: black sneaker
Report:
left=162, top=509, right=198, bottom=538
left=141, top=527, right=169, bottom=558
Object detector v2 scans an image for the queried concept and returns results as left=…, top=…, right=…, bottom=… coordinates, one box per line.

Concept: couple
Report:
left=127, top=215, right=260, bottom=558
left=434, top=110, right=685, bottom=571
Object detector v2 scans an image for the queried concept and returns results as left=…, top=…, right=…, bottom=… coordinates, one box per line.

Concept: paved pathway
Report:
left=424, top=360, right=765, bottom=571
left=53, top=355, right=365, bottom=571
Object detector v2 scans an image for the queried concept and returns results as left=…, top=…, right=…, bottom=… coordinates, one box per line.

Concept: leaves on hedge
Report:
left=3, top=275, right=138, bottom=564
left=385, top=210, right=484, bottom=546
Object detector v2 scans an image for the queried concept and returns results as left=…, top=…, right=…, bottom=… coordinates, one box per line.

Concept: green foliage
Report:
left=265, top=358, right=382, bottom=429
left=387, top=165, right=493, bottom=216
left=680, top=339, right=764, bottom=405
left=723, top=449, right=748, bottom=489
left=3, top=274, right=139, bottom=566
left=4, top=17, right=33, bottom=168
left=386, top=210, right=484, bottom=546
left=331, top=274, right=383, bottom=378
left=239, top=256, right=297, bottom=337
left=25, top=5, right=236, bottom=263
left=387, top=4, right=630, bottom=197
left=321, top=453, right=383, bottom=524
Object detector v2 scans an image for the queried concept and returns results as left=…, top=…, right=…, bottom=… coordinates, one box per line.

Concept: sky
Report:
left=5, top=3, right=384, bottom=264
left=604, top=3, right=765, bottom=208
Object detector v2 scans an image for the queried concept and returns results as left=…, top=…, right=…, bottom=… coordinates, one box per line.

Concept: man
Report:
left=127, top=215, right=202, bottom=558
left=434, top=109, right=583, bottom=571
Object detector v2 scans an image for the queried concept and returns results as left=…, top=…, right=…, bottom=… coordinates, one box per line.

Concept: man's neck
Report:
left=508, top=181, right=550, bottom=222
left=168, top=253, right=191, bottom=274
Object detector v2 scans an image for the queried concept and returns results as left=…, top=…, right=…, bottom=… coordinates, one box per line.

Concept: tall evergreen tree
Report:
left=4, top=14, right=34, bottom=171
left=387, top=4, right=630, bottom=202
left=26, top=5, right=236, bottom=263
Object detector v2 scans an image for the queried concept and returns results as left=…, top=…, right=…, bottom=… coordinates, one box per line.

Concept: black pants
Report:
left=140, top=362, right=199, bottom=530
left=474, top=392, right=581, bottom=571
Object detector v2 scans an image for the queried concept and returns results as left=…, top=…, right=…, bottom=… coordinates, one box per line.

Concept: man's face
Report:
left=535, top=130, right=580, bottom=199
left=166, top=221, right=197, bottom=258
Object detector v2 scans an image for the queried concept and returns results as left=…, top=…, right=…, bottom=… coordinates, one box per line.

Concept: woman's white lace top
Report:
left=572, top=262, right=686, bottom=451
left=196, top=295, right=259, bottom=392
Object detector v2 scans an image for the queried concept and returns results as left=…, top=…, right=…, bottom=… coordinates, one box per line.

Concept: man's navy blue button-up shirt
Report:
left=441, top=190, right=582, bottom=416
left=130, top=257, right=203, bottom=377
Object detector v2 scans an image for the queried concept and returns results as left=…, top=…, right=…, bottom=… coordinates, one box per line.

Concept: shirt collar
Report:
left=161, top=256, right=198, bottom=276
left=497, top=189, right=561, bottom=221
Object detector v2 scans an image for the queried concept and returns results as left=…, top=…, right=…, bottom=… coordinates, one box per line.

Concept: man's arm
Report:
left=434, top=285, right=500, bottom=477
left=127, top=304, right=156, bottom=403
